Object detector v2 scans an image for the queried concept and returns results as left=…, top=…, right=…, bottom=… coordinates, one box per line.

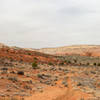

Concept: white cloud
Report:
left=0, top=0, right=100, bottom=48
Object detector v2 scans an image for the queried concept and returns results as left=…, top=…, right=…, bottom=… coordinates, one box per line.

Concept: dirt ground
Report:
left=0, top=45, right=100, bottom=100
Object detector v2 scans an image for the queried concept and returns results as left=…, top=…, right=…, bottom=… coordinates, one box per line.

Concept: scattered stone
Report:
left=62, top=80, right=68, bottom=87
left=10, top=71, right=17, bottom=74
left=44, top=80, right=52, bottom=85
left=91, top=71, right=96, bottom=74
left=17, top=71, right=24, bottom=75
left=1, top=67, right=8, bottom=71
left=8, top=77, right=18, bottom=82
left=77, top=82, right=82, bottom=86
left=24, top=85, right=32, bottom=90
left=50, top=67, right=56, bottom=71
left=37, top=74, right=51, bottom=79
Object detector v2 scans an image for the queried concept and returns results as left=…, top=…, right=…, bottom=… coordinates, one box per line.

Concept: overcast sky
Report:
left=0, top=0, right=100, bottom=48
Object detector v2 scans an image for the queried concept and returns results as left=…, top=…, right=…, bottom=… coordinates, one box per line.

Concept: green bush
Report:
left=67, top=60, right=71, bottom=64
left=59, top=62, right=64, bottom=66
left=27, top=53, right=31, bottom=55
left=48, top=62, right=53, bottom=66
left=34, top=57, right=38, bottom=61
left=32, top=62, right=38, bottom=69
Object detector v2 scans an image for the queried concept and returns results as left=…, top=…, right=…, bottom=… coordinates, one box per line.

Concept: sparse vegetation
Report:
left=80, top=98, right=84, bottom=100
left=94, top=63, right=96, bottom=66
left=0, top=97, right=24, bottom=100
left=57, top=55, right=100, bottom=67
left=97, top=63, right=100, bottom=66
left=27, top=53, right=31, bottom=55
left=1, top=44, right=100, bottom=100
left=77, top=82, right=82, bottom=86
left=59, top=62, right=64, bottom=66
left=86, top=62, right=89, bottom=66
left=32, top=61, right=38, bottom=69
left=34, top=57, right=38, bottom=61
left=67, top=60, right=71, bottom=64
left=8, top=77, right=18, bottom=82
left=48, top=62, right=53, bottom=66
left=73, top=59, right=77, bottom=63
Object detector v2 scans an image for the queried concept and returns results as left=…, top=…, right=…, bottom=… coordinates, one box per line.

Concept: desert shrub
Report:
left=97, top=83, right=100, bottom=87
left=67, top=60, right=71, bottom=64
left=34, top=57, right=38, bottom=61
left=1, top=97, right=19, bottom=100
left=80, top=98, right=84, bottom=100
left=86, top=62, right=89, bottom=66
left=48, top=62, right=53, bottom=66
left=97, top=63, right=100, bottom=66
left=59, top=62, right=64, bottom=66
left=27, top=53, right=31, bottom=55
left=24, top=85, right=32, bottom=90
left=77, top=82, right=82, bottom=86
left=80, top=63, right=82, bottom=65
left=8, top=77, right=18, bottom=82
left=1, top=67, right=8, bottom=70
left=93, top=63, right=96, bottom=66
left=32, top=62, right=38, bottom=69
left=37, top=74, right=43, bottom=79
left=19, top=59, right=23, bottom=63
left=11, top=97, right=24, bottom=100
left=73, top=59, right=77, bottom=63
left=17, top=71, right=24, bottom=75
left=91, top=71, right=96, bottom=74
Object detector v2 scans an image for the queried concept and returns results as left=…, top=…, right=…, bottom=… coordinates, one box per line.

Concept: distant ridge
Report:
left=0, top=43, right=8, bottom=48
left=33, top=45, right=100, bottom=57
left=1, top=43, right=100, bottom=57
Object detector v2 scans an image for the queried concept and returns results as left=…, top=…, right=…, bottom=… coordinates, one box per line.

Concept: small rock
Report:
left=62, top=81, right=68, bottom=87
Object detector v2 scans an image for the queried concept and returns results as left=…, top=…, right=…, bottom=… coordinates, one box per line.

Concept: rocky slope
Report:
left=0, top=44, right=59, bottom=65
left=0, top=43, right=100, bottom=100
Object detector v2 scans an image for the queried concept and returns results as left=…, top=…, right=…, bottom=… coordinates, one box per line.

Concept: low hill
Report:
left=0, top=43, right=8, bottom=48
left=0, top=43, right=59, bottom=65
left=35, top=45, right=100, bottom=57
